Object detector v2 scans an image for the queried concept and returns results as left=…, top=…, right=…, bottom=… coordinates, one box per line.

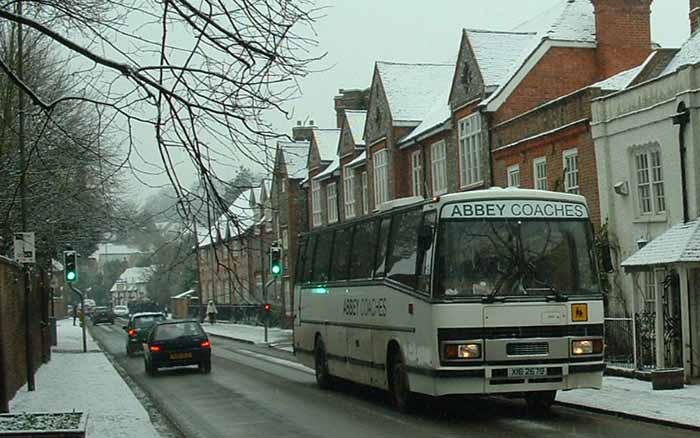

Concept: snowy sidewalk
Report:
left=201, top=321, right=293, bottom=352
left=10, top=318, right=161, bottom=438
left=557, top=376, right=700, bottom=429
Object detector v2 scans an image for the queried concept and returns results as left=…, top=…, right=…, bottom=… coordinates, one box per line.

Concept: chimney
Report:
left=292, top=119, right=315, bottom=142
left=691, top=0, right=700, bottom=34
left=591, top=0, right=653, bottom=80
left=333, top=88, right=370, bottom=128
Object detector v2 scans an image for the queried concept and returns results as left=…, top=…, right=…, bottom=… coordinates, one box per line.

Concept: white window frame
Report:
left=361, top=171, right=369, bottom=215
left=343, top=166, right=355, bottom=219
left=458, top=113, right=482, bottom=187
left=533, top=156, right=547, bottom=191
left=411, top=150, right=422, bottom=197
left=563, top=148, right=580, bottom=195
left=507, top=164, right=520, bottom=187
left=311, top=179, right=322, bottom=227
left=431, top=141, right=447, bottom=195
left=327, top=182, right=338, bottom=224
left=634, top=148, right=665, bottom=216
left=373, top=149, right=389, bottom=208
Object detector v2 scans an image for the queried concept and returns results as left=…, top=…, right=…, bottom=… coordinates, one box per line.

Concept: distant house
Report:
left=110, top=266, right=155, bottom=305
left=90, top=243, right=144, bottom=270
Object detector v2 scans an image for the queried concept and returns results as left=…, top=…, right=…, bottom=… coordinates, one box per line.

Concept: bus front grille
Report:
left=506, top=342, right=549, bottom=356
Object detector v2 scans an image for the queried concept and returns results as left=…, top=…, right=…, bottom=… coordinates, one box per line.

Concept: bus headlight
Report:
left=572, top=339, right=603, bottom=355
left=444, top=343, right=481, bottom=360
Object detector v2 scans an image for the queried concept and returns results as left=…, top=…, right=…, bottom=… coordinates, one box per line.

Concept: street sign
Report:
left=13, top=232, right=35, bottom=264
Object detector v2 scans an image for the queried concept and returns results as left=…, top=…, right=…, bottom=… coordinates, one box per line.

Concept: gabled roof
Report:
left=279, top=140, right=309, bottom=180
left=465, top=30, right=537, bottom=88
left=199, top=188, right=257, bottom=247
left=398, top=87, right=451, bottom=146
left=345, top=110, right=367, bottom=147
left=91, top=243, right=142, bottom=259
left=313, top=155, right=339, bottom=181
left=622, top=220, right=700, bottom=270
left=661, top=31, right=700, bottom=76
left=111, top=266, right=155, bottom=290
left=376, top=61, right=454, bottom=124
left=346, top=151, right=366, bottom=169
left=312, top=129, right=341, bottom=162
left=483, top=0, right=597, bottom=111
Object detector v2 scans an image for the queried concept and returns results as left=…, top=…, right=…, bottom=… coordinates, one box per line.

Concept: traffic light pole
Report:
left=68, top=284, right=87, bottom=353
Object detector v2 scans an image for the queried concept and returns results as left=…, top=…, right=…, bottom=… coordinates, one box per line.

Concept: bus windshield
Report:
left=434, top=219, right=600, bottom=299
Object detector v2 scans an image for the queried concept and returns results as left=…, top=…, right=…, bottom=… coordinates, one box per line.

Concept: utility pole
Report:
left=17, top=0, right=35, bottom=392
left=260, top=233, right=268, bottom=343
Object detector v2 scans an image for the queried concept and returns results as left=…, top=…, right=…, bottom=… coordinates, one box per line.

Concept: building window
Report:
left=327, top=182, right=338, bottom=223
left=533, top=156, right=547, bottom=190
left=361, top=171, right=369, bottom=215
left=343, top=167, right=355, bottom=219
left=373, top=149, right=389, bottom=207
left=311, top=179, right=322, bottom=227
left=458, top=113, right=482, bottom=187
left=411, top=150, right=422, bottom=197
left=431, top=141, right=447, bottom=195
left=507, top=164, right=520, bottom=187
left=563, top=148, right=579, bottom=194
left=282, top=229, right=288, bottom=250
left=635, top=149, right=665, bottom=215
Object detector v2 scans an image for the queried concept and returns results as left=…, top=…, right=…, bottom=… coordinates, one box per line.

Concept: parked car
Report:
left=123, top=312, right=166, bottom=357
left=113, top=305, right=129, bottom=317
left=91, top=306, right=114, bottom=325
left=144, top=320, right=211, bottom=376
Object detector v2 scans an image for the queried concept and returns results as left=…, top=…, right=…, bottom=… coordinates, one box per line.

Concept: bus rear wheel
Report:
left=389, top=351, right=413, bottom=412
left=314, top=337, right=333, bottom=389
left=525, top=390, right=556, bottom=415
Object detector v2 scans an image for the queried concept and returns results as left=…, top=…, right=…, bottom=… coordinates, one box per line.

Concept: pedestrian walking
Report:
left=207, top=299, right=218, bottom=325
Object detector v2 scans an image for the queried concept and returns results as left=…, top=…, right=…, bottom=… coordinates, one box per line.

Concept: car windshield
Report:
left=134, top=315, right=165, bottom=328
left=434, top=218, right=600, bottom=299
left=153, top=322, right=205, bottom=341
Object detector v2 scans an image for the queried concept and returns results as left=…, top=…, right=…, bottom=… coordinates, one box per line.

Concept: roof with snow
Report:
left=279, top=140, right=309, bottom=180
left=661, top=31, right=700, bottom=76
left=376, top=62, right=454, bottom=124
left=513, top=0, right=595, bottom=43
left=465, top=30, right=537, bottom=88
left=345, top=110, right=367, bottom=146
left=313, top=155, right=340, bottom=181
left=399, top=87, right=451, bottom=146
left=622, top=220, right=700, bottom=271
left=593, top=64, right=645, bottom=91
left=171, top=289, right=195, bottom=299
left=346, top=151, right=366, bottom=169
left=199, top=188, right=257, bottom=248
left=111, top=266, right=155, bottom=290
left=312, top=129, right=341, bottom=162
left=90, top=243, right=143, bottom=259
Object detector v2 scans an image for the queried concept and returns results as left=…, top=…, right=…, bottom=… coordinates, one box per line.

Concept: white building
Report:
left=90, top=243, right=144, bottom=270
left=592, top=26, right=700, bottom=380
left=110, top=266, right=155, bottom=305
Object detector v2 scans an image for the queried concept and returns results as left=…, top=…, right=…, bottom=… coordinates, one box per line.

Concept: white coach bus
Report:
left=293, top=188, right=604, bottom=412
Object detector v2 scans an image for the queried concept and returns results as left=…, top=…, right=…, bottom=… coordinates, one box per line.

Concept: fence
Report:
left=604, top=317, right=635, bottom=368
left=0, top=257, right=51, bottom=413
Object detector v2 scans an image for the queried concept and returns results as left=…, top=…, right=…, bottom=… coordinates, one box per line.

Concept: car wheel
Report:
left=525, top=390, right=556, bottom=416
left=389, top=349, right=413, bottom=412
left=314, top=336, right=334, bottom=389
left=199, top=360, right=212, bottom=374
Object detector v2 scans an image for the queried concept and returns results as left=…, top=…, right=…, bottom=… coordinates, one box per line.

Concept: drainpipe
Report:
left=485, top=111, right=495, bottom=187
left=672, top=103, right=690, bottom=222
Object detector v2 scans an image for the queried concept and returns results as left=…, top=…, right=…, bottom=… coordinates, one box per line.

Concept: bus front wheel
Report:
left=314, top=337, right=333, bottom=389
left=389, top=350, right=413, bottom=412
left=525, top=390, right=556, bottom=415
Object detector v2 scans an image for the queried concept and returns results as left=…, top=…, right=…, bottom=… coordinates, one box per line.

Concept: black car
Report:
left=91, top=306, right=115, bottom=325
left=144, top=320, right=211, bottom=375
left=124, top=312, right=167, bottom=356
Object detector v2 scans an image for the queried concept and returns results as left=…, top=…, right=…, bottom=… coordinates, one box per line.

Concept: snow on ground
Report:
left=557, top=376, right=700, bottom=428
left=202, top=322, right=293, bottom=351
left=54, top=317, right=100, bottom=351
left=10, top=318, right=160, bottom=438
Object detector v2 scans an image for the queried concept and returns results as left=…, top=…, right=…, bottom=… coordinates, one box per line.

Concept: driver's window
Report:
left=416, top=211, right=436, bottom=293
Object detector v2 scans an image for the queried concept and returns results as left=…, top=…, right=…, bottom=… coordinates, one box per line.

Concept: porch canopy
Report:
left=621, top=219, right=699, bottom=381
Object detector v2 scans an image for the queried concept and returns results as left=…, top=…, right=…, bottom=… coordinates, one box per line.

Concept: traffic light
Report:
left=264, top=303, right=272, bottom=313
left=270, top=243, right=283, bottom=277
left=64, top=250, right=77, bottom=283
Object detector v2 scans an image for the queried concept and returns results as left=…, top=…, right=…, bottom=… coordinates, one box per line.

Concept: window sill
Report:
left=633, top=214, right=668, bottom=224
left=459, top=181, right=484, bottom=191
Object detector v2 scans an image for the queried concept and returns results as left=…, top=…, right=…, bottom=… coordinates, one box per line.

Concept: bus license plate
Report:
left=508, top=367, right=546, bottom=378
left=170, top=352, right=192, bottom=360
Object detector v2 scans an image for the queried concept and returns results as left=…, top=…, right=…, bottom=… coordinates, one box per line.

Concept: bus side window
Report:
left=373, top=217, right=392, bottom=278
left=303, top=235, right=317, bottom=283
left=295, top=236, right=307, bottom=285
left=331, top=226, right=353, bottom=281
left=385, top=208, right=423, bottom=289
left=416, top=211, right=437, bottom=293
left=350, top=220, right=377, bottom=279
left=312, top=231, right=334, bottom=282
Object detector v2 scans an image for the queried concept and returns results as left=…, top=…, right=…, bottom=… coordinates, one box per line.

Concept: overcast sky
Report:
left=129, top=0, right=692, bottom=201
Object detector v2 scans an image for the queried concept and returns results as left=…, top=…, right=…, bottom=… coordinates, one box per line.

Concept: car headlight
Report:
left=572, top=339, right=603, bottom=355
left=444, top=343, right=481, bottom=360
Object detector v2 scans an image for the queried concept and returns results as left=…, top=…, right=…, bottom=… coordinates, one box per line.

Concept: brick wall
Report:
left=692, top=0, right=700, bottom=34
left=0, top=258, right=50, bottom=412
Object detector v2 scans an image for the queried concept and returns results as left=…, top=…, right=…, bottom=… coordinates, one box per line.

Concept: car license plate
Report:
left=508, top=367, right=546, bottom=378
left=169, top=352, right=192, bottom=360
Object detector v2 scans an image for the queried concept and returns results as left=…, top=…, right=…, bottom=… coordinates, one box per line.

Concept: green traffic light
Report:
left=66, top=271, right=76, bottom=281
left=271, top=264, right=282, bottom=276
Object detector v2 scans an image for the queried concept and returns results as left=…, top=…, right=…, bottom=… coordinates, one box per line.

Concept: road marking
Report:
left=232, top=349, right=315, bottom=376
